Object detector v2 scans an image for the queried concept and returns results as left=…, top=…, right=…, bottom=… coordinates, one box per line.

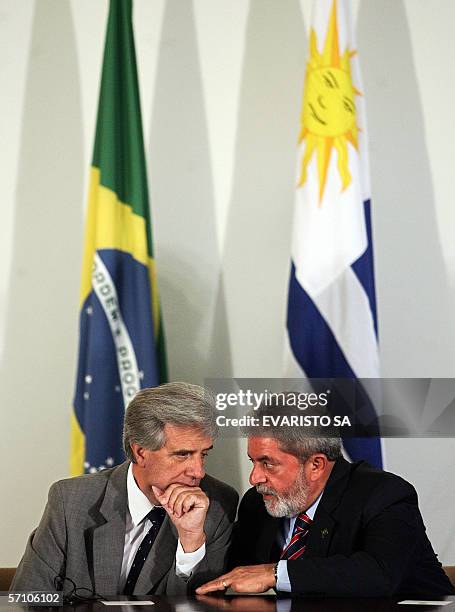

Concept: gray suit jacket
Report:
left=12, top=462, right=238, bottom=596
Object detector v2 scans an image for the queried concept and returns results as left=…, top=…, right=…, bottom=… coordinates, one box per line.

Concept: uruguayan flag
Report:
left=285, top=0, right=382, bottom=467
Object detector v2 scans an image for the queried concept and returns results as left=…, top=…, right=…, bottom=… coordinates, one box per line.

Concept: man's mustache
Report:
left=256, top=485, right=277, bottom=496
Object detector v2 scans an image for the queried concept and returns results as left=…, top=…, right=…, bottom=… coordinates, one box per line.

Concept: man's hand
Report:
left=195, top=564, right=276, bottom=594
left=152, top=484, right=209, bottom=552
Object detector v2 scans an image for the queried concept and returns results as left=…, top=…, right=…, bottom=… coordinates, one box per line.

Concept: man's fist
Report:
left=152, top=483, right=209, bottom=552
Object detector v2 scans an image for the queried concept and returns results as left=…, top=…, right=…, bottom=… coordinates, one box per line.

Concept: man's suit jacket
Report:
left=12, top=462, right=238, bottom=596
left=229, top=458, right=454, bottom=598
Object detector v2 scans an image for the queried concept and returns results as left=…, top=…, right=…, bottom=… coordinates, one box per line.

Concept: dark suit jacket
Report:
left=12, top=462, right=238, bottom=596
left=230, top=458, right=453, bottom=598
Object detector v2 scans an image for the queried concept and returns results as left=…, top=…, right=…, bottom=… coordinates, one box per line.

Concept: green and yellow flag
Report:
left=71, top=0, right=166, bottom=476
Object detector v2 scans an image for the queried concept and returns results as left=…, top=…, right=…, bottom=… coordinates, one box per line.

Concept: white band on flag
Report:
left=92, top=252, right=141, bottom=408
left=313, top=267, right=379, bottom=379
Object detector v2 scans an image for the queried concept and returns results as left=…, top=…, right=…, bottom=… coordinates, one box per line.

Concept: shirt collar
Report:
left=303, top=490, right=323, bottom=521
left=284, top=491, right=324, bottom=539
left=127, top=462, right=154, bottom=527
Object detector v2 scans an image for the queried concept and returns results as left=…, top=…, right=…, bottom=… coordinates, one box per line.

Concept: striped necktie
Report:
left=280, top=512, right=312, bottom=560
left=123, top=506, right=166, bottom=595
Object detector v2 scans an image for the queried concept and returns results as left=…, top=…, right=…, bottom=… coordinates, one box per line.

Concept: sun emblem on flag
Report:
left=298, top=0, right=360, bottom=203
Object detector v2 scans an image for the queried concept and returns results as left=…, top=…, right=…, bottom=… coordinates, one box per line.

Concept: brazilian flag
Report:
left=71, top=0, right=166, bottom=476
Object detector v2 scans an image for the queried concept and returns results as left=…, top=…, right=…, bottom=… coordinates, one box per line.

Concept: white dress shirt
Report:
left=119, top=464, right=206, bottom=591
left=276, top=492, right=323, bottom=592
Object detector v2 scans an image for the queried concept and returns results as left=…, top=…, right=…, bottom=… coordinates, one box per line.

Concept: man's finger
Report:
left=172, top=492, right=191, bottom=517
left=175, top=490, right=208, bottom=516
left=196, top=577, right=230, bottom=594
left=151, top=485, right=166, bottom=503
left=167, top=485, right=202, bottom=510
left=153, top=483, right=192, bottom=507
left=182, top=494, right=198, bottom=514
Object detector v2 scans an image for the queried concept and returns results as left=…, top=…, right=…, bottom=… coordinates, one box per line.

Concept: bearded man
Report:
left=197, top=402, right=453, bottom=598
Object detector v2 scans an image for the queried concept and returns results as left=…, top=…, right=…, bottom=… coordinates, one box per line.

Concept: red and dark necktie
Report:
left=280, top=512, right=312, bottom=560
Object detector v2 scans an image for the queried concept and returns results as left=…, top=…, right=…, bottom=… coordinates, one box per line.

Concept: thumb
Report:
left=151, top=485, right=167, bottom=504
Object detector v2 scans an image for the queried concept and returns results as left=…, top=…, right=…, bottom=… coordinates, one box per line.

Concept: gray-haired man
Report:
left=13, top=383, right=238, bottom=597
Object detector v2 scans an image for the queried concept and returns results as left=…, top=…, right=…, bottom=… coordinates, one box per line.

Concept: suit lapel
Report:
left=134, top=516, right=178, bottom=595
left=306, top=507, right=336, bottom=557
left=92, top=514, right=126, bottom=594
left=92, top=462, right=129, bottom=595
left=306, top=458, right=360, bottom=558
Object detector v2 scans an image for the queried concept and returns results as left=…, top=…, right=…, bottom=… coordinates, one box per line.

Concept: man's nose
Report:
left=186, top=454, right=205, bottom=480
left=249, top=463, right=266, bottom=486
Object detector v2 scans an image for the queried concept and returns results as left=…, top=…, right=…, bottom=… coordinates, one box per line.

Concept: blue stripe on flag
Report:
left=287, top=262, right=356, bottom=378
left=287, top=261, right=382, bottom=468
left=343, top=437, right=382, bottom=470
left=351, top=200, right=378, bottom=335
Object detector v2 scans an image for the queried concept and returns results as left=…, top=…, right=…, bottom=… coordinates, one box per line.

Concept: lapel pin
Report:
left=321, top=528, right=329, bottom=538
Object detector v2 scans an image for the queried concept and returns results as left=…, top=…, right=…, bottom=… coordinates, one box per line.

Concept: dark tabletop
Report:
left=1, top=595, right=455, bottom=612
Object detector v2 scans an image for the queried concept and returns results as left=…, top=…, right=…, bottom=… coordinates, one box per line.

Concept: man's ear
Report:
left=306, top=453, right=329, bottom=482
left=131, top=443, right=148, bottom=466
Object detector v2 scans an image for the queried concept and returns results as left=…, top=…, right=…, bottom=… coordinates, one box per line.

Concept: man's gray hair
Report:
left=245, top=393, right=342, bottom=462
left=123, top=382, right=217, bottom=462
left=270, top=432, right=342, bottom=462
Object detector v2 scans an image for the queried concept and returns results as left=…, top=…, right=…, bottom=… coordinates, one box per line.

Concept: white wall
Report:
left=0, top=0, right=454, bottom=566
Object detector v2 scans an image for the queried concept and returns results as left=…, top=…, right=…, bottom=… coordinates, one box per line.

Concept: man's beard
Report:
left=256, top=468, right=310, bottom=517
